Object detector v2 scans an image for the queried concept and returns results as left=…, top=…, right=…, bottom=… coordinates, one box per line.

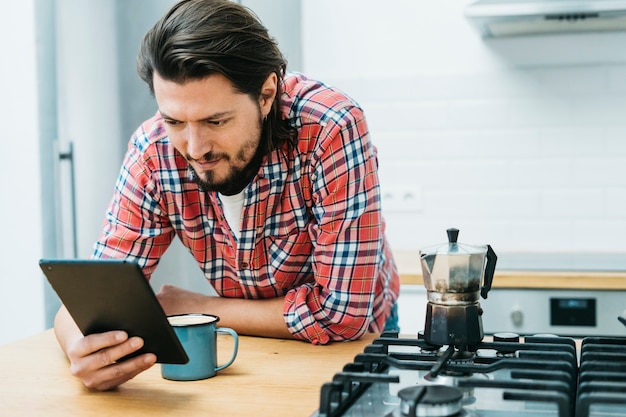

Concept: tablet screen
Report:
left=40, top=258, right=188, bottom=364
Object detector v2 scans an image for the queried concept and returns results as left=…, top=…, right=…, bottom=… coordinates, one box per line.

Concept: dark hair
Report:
left=137, top=0, right=296, bottom=151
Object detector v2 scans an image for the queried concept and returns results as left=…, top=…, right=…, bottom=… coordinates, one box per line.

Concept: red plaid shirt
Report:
left=94, top=73, right=400, bottom=344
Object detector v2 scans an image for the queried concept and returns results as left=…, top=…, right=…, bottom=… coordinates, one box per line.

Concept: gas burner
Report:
left=426, top=346, right=475, bottom=363
left=427, top=345, right=475, bottom=379
left=493, top=332, right=520, bottom=357
left=397, top=385, right=463, bottom=417
left=423, top=370, right=487, bottom=386
left=448, top=350, right=475, bottom=362
left=423, top=370, right=488, bottom=404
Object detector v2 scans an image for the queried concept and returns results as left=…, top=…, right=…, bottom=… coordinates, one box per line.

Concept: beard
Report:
left=189, top=116, right=265, bottom=196
left=190, top=146, right=264, bottom=196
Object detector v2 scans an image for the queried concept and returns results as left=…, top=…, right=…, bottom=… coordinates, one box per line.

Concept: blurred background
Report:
left=2, top=0, right=626, bottom=344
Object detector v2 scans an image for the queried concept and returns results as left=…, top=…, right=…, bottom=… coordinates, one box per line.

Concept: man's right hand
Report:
left=54, top=306, right=157, bottom=391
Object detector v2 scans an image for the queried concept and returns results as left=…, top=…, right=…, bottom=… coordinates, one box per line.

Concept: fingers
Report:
left=79, top=353, right=157, bottom=391
left=66, top=331, right=129, bottom=361
left=67, top=332, right=157, bottom=391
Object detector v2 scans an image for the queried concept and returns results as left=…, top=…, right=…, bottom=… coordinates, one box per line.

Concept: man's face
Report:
left=153, top=71, right=276, bottom=195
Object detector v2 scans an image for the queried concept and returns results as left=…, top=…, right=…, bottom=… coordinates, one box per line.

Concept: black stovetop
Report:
left=312, top=332, right=626, bottom=417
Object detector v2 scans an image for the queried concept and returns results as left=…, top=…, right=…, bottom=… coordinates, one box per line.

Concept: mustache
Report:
left=186, top=152, right=228, bottom=163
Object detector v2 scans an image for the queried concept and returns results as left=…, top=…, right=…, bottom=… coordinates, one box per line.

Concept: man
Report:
left=54, top=0, right=399, bottom=390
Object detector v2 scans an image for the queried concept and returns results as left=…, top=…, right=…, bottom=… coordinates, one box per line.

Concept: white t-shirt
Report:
left=218, top=190, right=245, bottom=241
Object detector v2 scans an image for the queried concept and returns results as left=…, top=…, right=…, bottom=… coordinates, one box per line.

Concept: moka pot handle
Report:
left=480, top=245, right=497, bottom=299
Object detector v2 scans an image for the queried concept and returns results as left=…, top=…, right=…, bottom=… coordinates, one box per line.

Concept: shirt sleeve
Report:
left=92, top=132, right=175, bottom=279
left=283, top=102, right=386, bottom=344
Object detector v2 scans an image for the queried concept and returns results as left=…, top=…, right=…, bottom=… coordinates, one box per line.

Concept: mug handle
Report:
left=215, top=327, right=239, bottom=371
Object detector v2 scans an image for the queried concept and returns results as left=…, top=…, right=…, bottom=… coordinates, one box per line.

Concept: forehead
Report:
left=153, top=72, right=252, bottom=120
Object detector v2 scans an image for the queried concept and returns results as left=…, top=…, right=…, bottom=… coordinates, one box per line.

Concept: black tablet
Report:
left=40, top=258, right=188, bottom=364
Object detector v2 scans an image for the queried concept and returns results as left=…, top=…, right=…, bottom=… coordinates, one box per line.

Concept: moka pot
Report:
left=419, top=228, right=497, bottom=349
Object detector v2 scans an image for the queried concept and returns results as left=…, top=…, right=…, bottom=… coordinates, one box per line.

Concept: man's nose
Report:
left=186, top=124, right=211, bottom=160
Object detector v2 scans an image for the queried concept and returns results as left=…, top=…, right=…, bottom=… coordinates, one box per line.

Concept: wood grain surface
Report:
left=0, top=329, right=378, bottom=417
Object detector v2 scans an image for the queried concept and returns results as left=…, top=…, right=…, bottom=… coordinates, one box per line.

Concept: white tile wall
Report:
left=301, top=0, right=626, bottom=263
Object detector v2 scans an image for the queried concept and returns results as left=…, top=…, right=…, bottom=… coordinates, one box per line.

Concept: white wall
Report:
left=301, top=0, right=626, bottom=261
left=0, top=0, right=45, bottom=344
left=6, top=0, right=626, bottom=345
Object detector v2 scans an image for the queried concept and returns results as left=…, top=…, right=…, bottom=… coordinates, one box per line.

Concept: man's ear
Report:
left=259, top=72, right=278, bottom=118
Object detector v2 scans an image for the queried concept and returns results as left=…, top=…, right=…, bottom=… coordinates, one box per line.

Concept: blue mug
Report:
left=161, top=314, right=239, bottom=381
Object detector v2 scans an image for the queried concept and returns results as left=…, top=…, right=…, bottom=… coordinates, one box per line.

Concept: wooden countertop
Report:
left=394, top=250, right=626, bottom=290
left=0, top=329, right=378, bottom=417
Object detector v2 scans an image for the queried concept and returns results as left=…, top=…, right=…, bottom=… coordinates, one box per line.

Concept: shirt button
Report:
left=239, top=261, right=249, bottom=269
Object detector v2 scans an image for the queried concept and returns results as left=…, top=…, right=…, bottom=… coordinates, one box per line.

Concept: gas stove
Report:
left=311, top=332, right=626, bottom=417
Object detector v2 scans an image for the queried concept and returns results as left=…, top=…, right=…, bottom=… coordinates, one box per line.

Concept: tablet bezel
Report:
left=40, top=258, right=189, bottom=364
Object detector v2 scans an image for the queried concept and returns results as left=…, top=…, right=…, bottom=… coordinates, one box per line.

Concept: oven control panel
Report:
left=481, top=289, right=626, bottom=337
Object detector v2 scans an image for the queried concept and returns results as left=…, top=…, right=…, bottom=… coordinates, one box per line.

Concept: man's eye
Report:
left=164, top=119, right=181, bottom=126
left=209, top=119, right=227, bottom=126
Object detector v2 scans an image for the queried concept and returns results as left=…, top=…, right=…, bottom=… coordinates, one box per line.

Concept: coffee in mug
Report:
left=161, top=313, right=238, bottom=381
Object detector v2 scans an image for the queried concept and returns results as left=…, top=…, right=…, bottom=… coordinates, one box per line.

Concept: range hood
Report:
left=464, top=0, right=626, bottom=37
